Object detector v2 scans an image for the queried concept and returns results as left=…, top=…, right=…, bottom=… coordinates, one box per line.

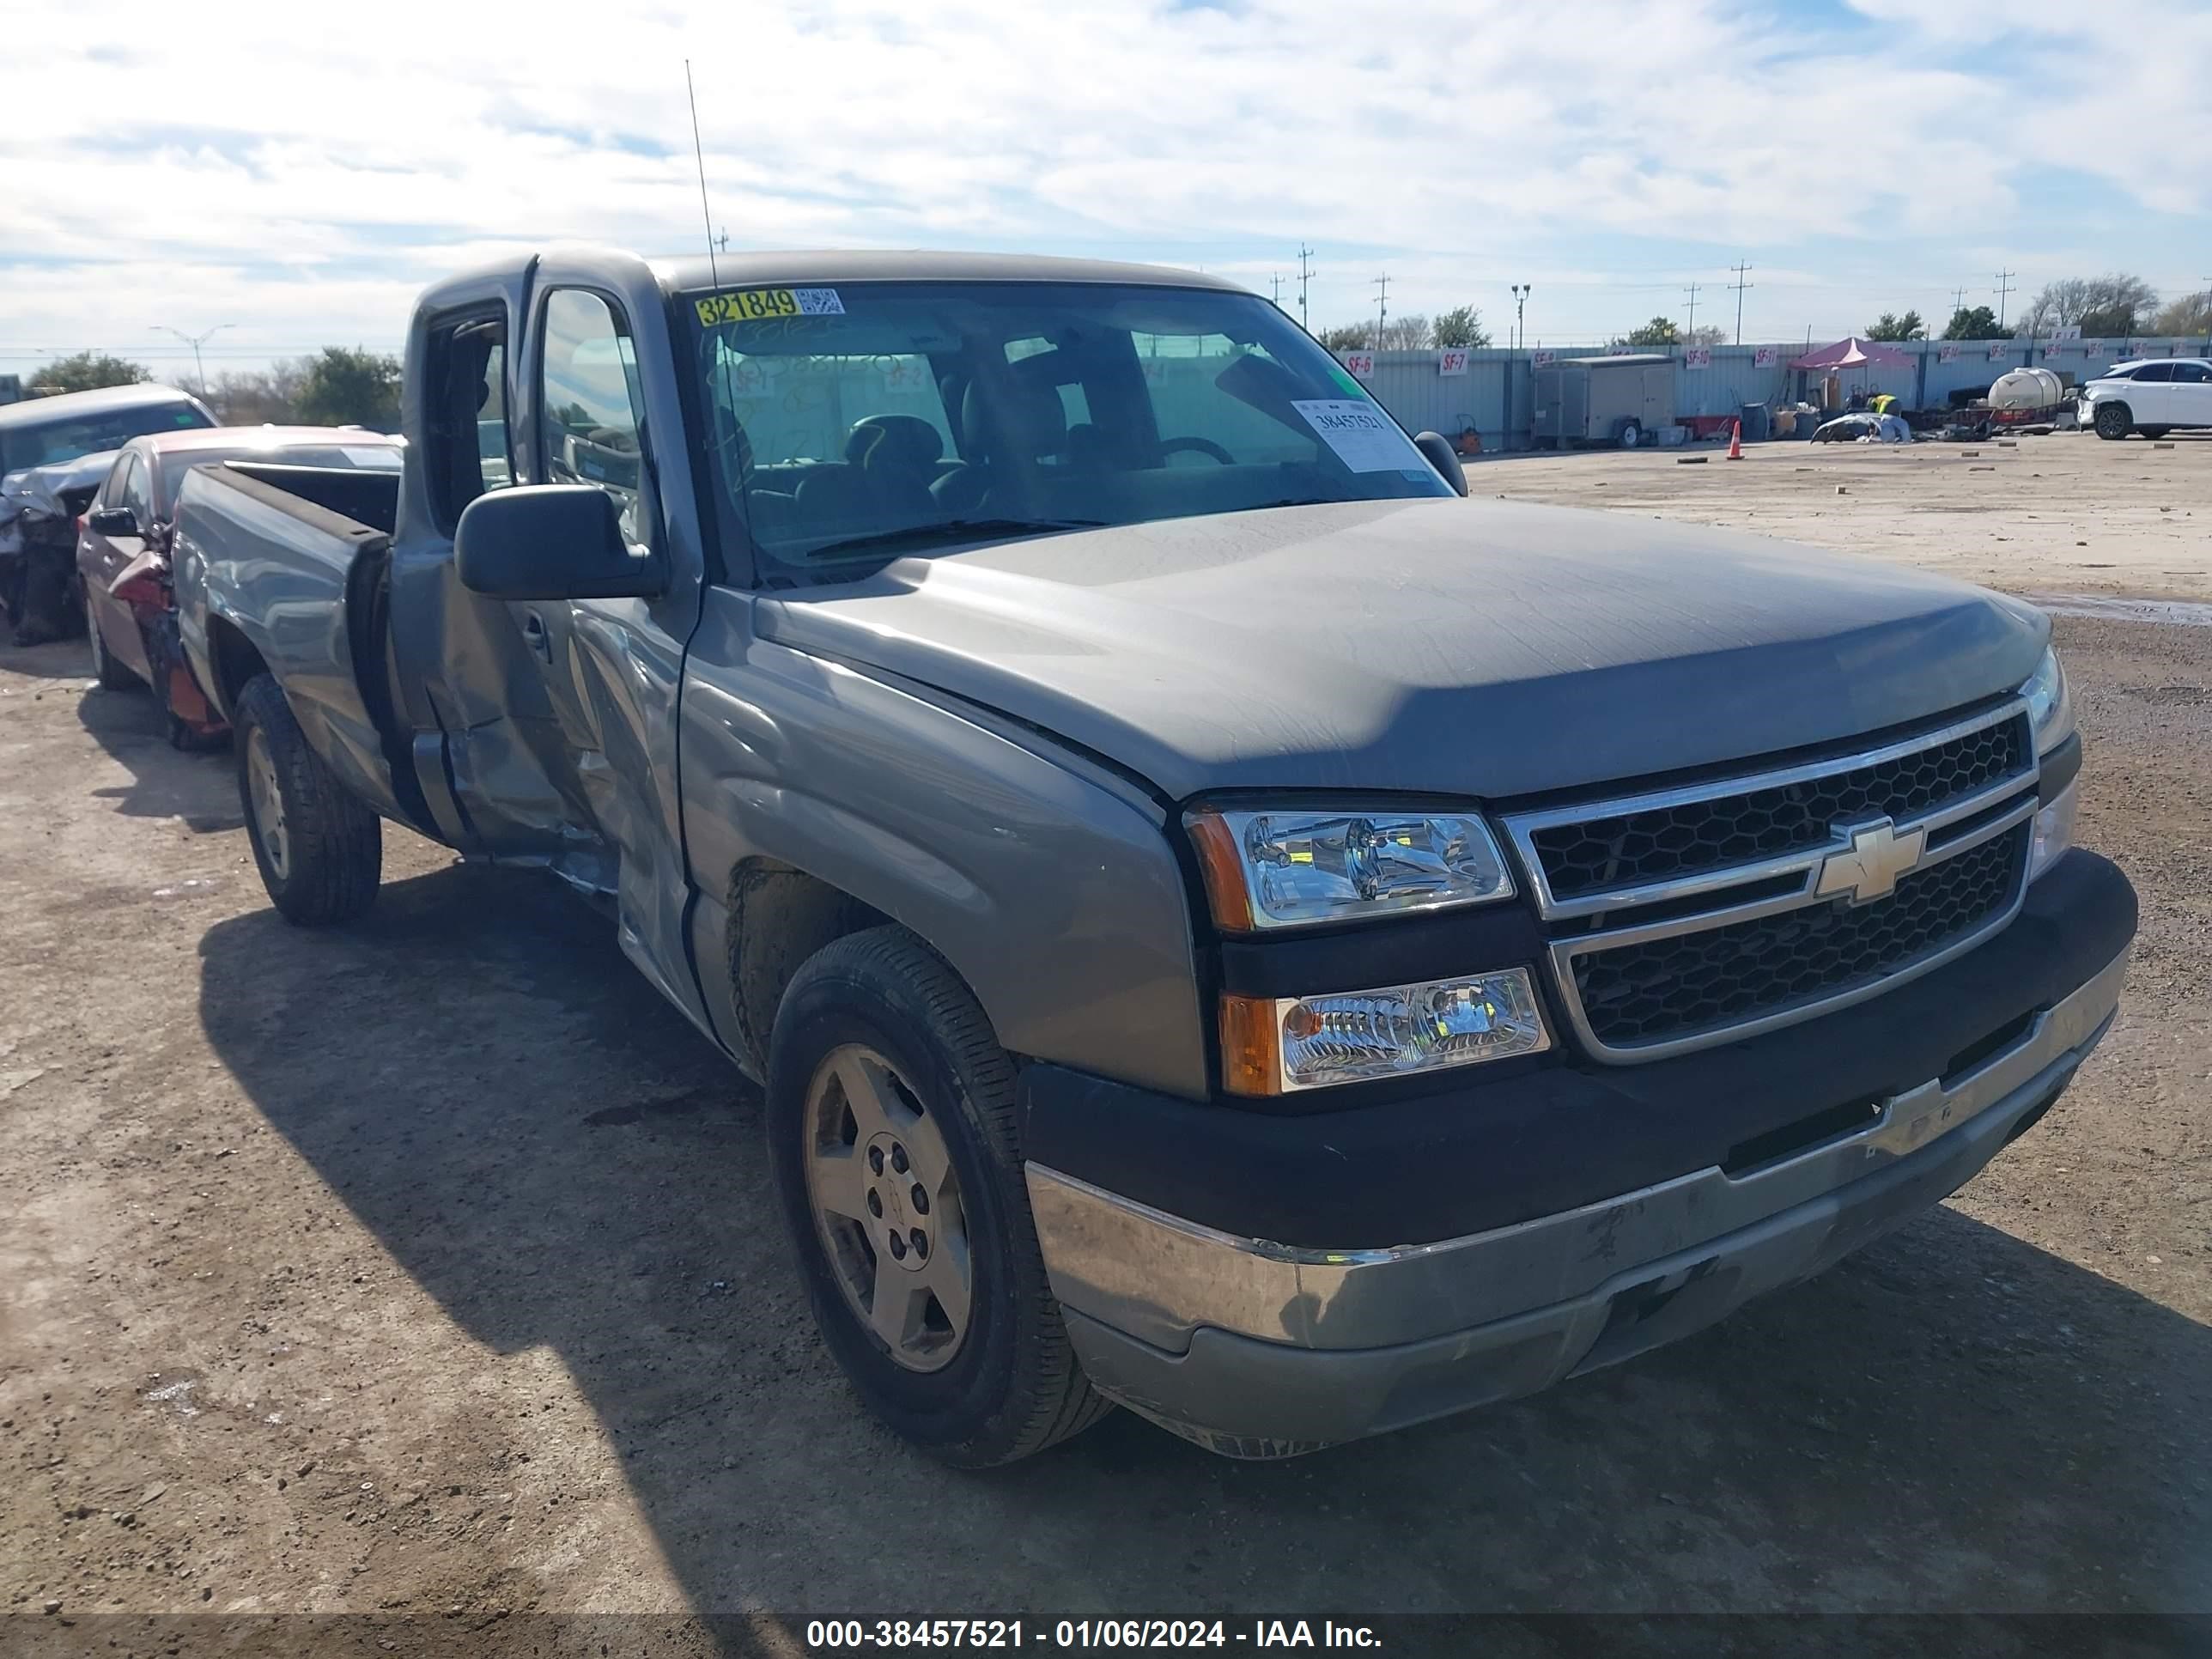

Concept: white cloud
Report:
left=3, top=0, right=2208, bottom=377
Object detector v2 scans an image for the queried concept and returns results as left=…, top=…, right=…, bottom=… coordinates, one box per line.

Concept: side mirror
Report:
left=88, top=506, right=139, bottom=537
left=1413, top=431, right=1469, bottom=496
left=455, top=484, right=665, bottom=601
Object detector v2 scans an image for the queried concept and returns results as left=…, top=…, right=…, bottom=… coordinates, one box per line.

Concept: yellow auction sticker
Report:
left=694, top=287, right=845, bottom=325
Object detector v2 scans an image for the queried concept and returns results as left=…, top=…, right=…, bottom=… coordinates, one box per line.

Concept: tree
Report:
left=1686, top=324, right=1727, bottom=347
left=294, top=346, right=403, bottom=430
left=2018, top=274, right=2159, bottom=339
left=1432, top=306, right=1492, bottom=349
left=2151, top=290, right=2212, bottom=337
left=1942, top=305, right=2013, bottom=341
left=1866, top=310, right=1927, bottom=342
left=1317, top=323, right=1371, bottom=352
left=1620, top=316, right=1680, bottom=348
left=208, top=358, right=309, bottom=424
left=28, top=352, right=149, bottom=395
left=1377, top=313, right=1431, bottom=351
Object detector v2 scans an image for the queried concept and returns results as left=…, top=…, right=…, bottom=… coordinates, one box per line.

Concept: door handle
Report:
left=521, top=610, right=552, bottom=663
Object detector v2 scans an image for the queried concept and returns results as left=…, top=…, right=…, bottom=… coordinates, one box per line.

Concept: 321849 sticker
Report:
left=694, top=287, right=845, bottom=325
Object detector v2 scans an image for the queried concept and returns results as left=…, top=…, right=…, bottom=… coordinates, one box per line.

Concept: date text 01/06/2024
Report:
left=802, top=1620, right=1382, bottom=1650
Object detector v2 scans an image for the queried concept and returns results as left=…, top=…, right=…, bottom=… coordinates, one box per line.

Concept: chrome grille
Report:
left=1502, top=702, right=2041, bottom=1063
left=1571, top=824, right=2027, bottom=1049
left=1528, top=716, right=2027, bottom=902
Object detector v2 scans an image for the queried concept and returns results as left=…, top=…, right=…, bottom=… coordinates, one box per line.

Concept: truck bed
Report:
left=173, top=460, right=411, bottom=822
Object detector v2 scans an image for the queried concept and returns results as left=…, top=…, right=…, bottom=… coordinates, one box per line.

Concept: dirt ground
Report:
left=2, top=430, right=2207, bottom=1653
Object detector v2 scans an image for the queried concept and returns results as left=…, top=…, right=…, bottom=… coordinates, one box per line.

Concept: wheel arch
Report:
left=722, top=858, right=894, bottom=1079
left=202, top=611, right=271, bottom=724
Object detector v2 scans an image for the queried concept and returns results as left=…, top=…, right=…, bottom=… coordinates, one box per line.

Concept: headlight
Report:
left=1186, top=806, right=1515, bottom=931
left=2019, top=645, right=2073, bottom=754
left=1220, top=968, right=1550, bottom=1095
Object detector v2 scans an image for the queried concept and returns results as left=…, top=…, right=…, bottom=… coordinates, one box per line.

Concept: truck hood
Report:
left=756, top=498, right=2049, bottom=802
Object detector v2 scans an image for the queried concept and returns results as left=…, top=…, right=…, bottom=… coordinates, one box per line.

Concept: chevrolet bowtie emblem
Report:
left=1815, top=817, right=1927, bottom=905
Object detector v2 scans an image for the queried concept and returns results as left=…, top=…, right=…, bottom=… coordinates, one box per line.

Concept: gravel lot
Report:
left=2, top=432, right=2206, bottom=1650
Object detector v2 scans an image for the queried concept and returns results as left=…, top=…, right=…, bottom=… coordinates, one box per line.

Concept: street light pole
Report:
left=151, top=323, right=234, bottom=397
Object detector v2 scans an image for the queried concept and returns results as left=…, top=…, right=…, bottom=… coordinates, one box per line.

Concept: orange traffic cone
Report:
left=1726, top=419, right=1744, bottom=459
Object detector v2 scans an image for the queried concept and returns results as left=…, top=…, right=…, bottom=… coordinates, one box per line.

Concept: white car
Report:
left=2077, top=357, right=2212, bottom=441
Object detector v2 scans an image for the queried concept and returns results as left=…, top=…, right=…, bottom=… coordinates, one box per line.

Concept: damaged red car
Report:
left=78, top=427, right=404, bottom=746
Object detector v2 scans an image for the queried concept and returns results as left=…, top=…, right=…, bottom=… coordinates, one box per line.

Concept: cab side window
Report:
left=424, top=311, right=513, bottom=532
left=539, top=289, right=649, bottom=545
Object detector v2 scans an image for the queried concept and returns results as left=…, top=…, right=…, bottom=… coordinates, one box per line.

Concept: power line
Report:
left=1728, top=260, right=1754, bottom=344
left=1994, top=269, right=2016, bottom=329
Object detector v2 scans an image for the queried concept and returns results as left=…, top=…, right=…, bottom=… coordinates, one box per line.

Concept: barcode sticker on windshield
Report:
left=695, top=286, right=846, bottom=325
left=1292, top=399, right=1419, bottom=472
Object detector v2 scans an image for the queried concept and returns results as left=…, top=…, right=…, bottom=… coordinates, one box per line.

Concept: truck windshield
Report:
left=684, top=281, right=1450, bottom=583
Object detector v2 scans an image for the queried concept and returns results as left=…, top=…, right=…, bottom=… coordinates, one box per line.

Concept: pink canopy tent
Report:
left=1790, top=336, right=1915, bottom=371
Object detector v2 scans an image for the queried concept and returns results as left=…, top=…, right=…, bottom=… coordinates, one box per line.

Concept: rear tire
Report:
left=85, top=594, right=137, bottom=690
left=1618, top=419, right=1644, bottom=449
left=767, top=926, right=1110, bottom=1467
left=2140, top=426, right=2170, bottom=440
left=233, top=673, right=380, bottom=926
left=2094, top=403, right=2133, bottom=441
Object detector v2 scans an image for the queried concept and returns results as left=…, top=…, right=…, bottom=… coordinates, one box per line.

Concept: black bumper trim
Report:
left=1019, top=848, right=2135, bottom=1250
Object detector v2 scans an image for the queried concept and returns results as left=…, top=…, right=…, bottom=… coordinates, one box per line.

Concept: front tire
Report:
left=767, top=926, right=1109, bottom=1467
left=233, top=673, right=380, bottom=925
left=85, top=593, right=137, bottom=690
left=2094, top=402, right=2133, bottom=441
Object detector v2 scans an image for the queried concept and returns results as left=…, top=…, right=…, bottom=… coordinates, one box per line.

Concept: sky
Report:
left=3, top=0, right=2210, bottom=387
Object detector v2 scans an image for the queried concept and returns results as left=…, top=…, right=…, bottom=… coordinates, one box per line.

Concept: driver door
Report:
left=520, top=268, right=712, bottom=1024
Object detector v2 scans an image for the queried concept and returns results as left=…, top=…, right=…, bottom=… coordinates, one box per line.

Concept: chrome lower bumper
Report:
left=1028, top=946, right=2129, bottom=1457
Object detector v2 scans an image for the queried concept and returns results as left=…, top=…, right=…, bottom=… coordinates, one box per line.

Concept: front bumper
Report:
left=1028, top=925, right=2130, bottom=1458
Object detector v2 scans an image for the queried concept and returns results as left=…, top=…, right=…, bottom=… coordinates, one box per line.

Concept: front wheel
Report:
left=767, top=926, right=1109, bottom=1466
left=85, top=593, right=137, bottom=690
left=2094, top=403, right=2133, bottom=441
left=234, top=673, right=381, bottom=925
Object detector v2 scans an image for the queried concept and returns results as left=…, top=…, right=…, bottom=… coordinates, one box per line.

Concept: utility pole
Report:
left=1728, top=261, right=1753, bottom=344
left=150, top=323, right=234, bottom=397
left=715, top=228, right=731, bottom=252
left=1683, top=283, right=1700, bottom=343
left=1297, top=245, right=1315, bottom=331
left=1269, top=273, right=1283, bottom=307
left=1511, top=283, right=1532, bottom=353
left=1994, top=269, right=2016, bottom=329
left=1950, top=285, right=1968, bottom=317
left=1373, top=271, right=1389, bottom=350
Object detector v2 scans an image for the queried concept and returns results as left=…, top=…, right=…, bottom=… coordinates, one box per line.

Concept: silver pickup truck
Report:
left=171, top=247, right=2136, bottom=1465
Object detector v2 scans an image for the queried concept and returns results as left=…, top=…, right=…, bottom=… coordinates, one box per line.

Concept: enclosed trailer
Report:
left=1532, top=353, right=1676, bottom=448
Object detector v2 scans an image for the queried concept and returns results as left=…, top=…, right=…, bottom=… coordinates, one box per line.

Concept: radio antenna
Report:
left=685, top=59, right=720, bottom=289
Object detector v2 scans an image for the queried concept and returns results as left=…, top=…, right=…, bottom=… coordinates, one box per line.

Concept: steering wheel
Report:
left=1158, top=436, right=1235, bottom=465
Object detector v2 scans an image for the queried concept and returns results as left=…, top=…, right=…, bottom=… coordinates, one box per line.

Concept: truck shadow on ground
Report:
left=196, top=862, right=2210, bottom=1620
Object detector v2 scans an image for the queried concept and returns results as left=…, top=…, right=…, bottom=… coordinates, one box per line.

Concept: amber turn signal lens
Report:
left=1218, top=994, right=1282, bottom=1097
left=1186, top=809, right=1255, bottom=933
